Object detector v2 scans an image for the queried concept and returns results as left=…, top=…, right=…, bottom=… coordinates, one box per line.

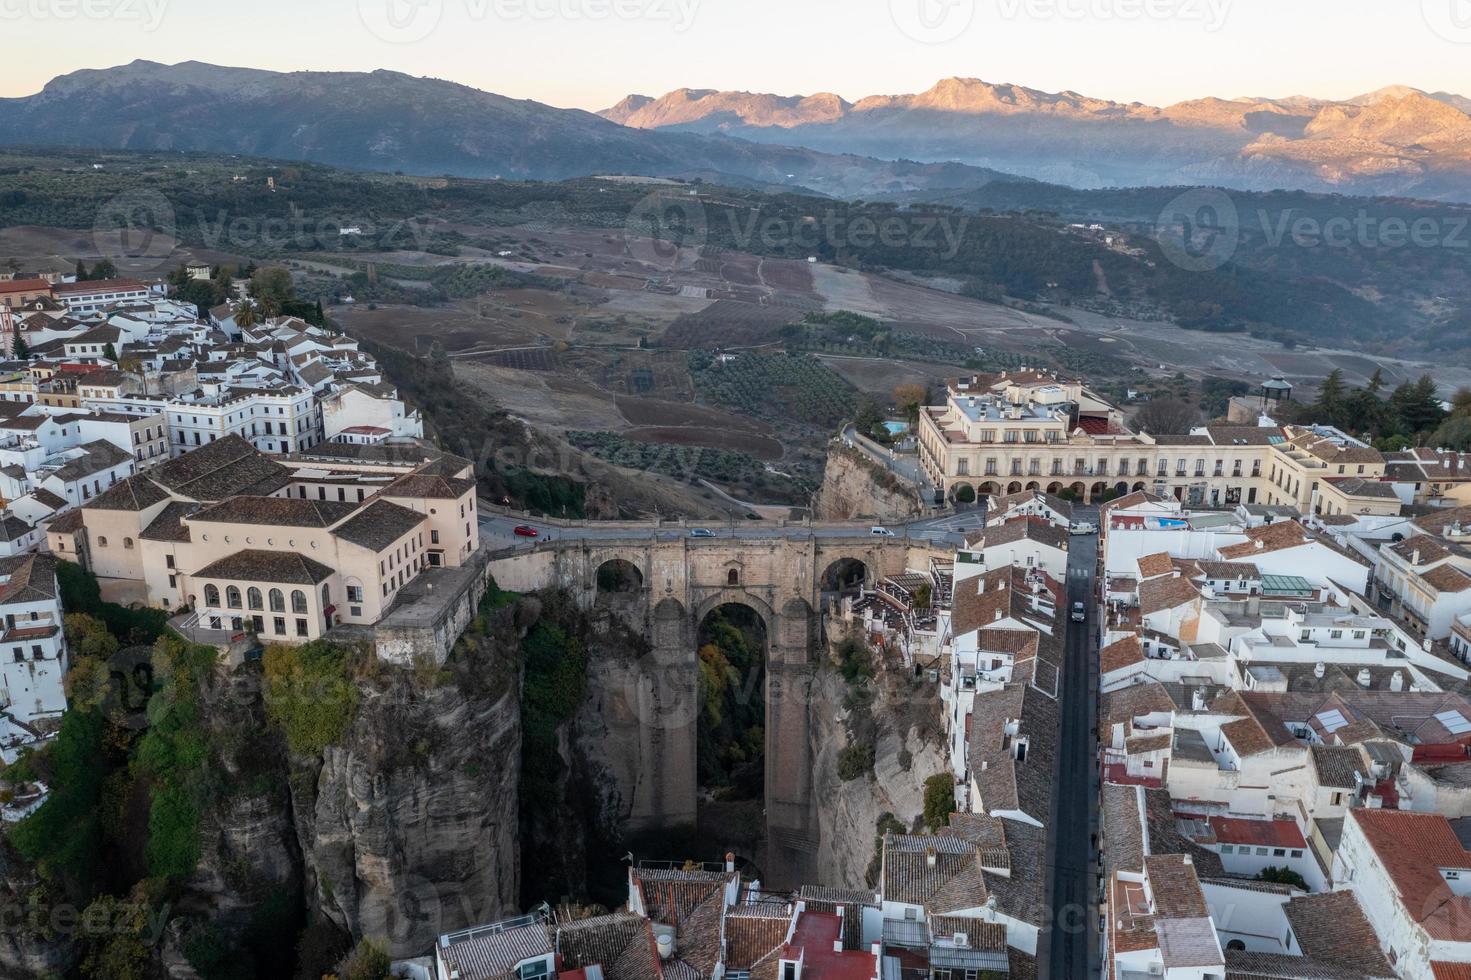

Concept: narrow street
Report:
left=1048, top=509, right=1100, bottom=979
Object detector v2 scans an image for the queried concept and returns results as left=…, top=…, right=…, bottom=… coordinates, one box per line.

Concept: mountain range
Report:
left=602, top=78, right=1471, bottom=201
left=0, top=61, right=1019, bottom=199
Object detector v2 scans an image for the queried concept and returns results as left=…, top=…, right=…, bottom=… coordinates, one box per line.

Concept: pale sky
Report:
left=2, top=0, right=1468, bottom=110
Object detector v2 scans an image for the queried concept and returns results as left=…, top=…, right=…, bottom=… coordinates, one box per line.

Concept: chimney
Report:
left=1254, top=539, right=1265, bottom=551
left=1314, top=662, right=1326, bottom=679
left=1182, top=854, right=1193, bottom=866
left=725, top=852, right=735, bottom=873
left=1413, top=549, right=1421, bottom=566
left=993, top=609, right=1003, bottom=622
left=1357, top=667, right=1372, bottom=688
left=926, top=846, right=937, bottom=868
left=1391, top=671, right=1405, bottom=692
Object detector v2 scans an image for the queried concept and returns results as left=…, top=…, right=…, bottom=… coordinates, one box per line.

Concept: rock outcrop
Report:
left=814, top=446, right=923, bottom=523
left=289, top=658, right=522, bottom=959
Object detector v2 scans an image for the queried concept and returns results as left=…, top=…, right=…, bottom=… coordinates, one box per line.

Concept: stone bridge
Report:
left=487, top=527, right=940, bottom=882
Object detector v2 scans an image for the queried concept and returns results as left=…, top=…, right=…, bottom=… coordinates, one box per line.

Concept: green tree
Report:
left=249, top=267, right=295, bottom=317
left=74, top=260, right=88, bottom=280
left=10, top=332, right=28, bottom=360
left=233, top=300, right=259, bottom=330
left=1391, top=374, right=1446, bottom=437
left=102, top=342, right=118, bottom=362
left=1311, top=369, right=1347, bottom=428
left=1431, top=416, right=1471, bottom=451
left=923, top=773, right=957, bottom=831
left=89, top=258, right=118, bottom=280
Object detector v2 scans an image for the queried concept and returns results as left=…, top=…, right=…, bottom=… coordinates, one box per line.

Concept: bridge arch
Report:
left=596, top=558, right=644, bottom=601
left=820, top=557, right=868, bottom=594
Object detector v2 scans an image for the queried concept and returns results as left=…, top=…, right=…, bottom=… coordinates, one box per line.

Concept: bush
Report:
left=331, top=938, right=392, bottom=980
left=923, top=773, right=956, bottom=831
left=262, top=640, right=360, bottom=756
left=838, top=743, right=875, bottom=781
left=1258, top=866, right=1309, bottom=890
left=836, top=636, right=875, bottom=685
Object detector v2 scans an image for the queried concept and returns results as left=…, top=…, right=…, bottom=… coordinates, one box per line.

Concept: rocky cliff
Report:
left=289, top=644, right=523, bottom=959
left=814, top=446, right=923, bottom=523
left=808, top=627, right=948, bottom=887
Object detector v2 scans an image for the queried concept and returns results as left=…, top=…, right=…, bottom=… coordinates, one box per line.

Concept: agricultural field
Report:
left=689, top=351, right=859, bottom=429
left=567, top=431, right=811, bottom=505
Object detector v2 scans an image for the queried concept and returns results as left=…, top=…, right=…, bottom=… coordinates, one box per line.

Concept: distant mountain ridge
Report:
left=0, top=61, right=1023, bottom=199
left=600, top=78, right=1471, bottom=200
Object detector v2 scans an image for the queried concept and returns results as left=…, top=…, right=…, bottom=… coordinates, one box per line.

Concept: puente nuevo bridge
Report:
left=477, top=519, right=957, bottom=881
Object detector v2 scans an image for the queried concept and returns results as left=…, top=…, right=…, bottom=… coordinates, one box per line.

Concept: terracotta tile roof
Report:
left=987, top=488, right=1073, bottom=521
left=1309, top=744, right=1367, bottom=790
left=149, top=434, right=291, bottom=500
left=1100, top=490, right=1166, bottom=514
left=1282, top=891, right=1394, bottom=978
left=722, top=904, right=792, bottom=971
left=1433, top=964, right=1471, bottom=980
left=554, top=913, right=660, bottom=980
left=1423, top=564, right=1471, bottom=594
left=1219, top=521, right=1309, bottom=559
left=139, top=500, right=201, bottom=542
left=1102, top=681, right=1175, bottom=735
left=0, top=553, right=58, bottom=604
left=439, top=920, right=552, bottom=980
left=1213, top=691, right=1298, bottom=758
left=1415, top=506, right=1471, bottom=537
left=332, top=499, right=426, bottom=552
left=1206, top=817, right=1305, bottom=849
left=969, top=682, right=1057, bottom=821
left=966, top=515, right=1069, bottom=552
left=1204, top=425, right=1286, bottom=446
left=384, top=471, right=477, bottom=501
left=1324, top=476, right=1399, bottom=500
left=190, top=495, right=358, bottom=529
left=1350, top=809, right=1471, bottom=941
left=85, top=474, right=169, bottom=512
left=951, top=566, right=1060, bottom=637
left=1225, top=949, right=1389, bottom=978
left=1136, top=552, right=1175, bottom=579
left=1144, top=854, right=1209, bottom=918
left=1138, top=575, right=1201, bottom=616
left=1391, top=533, right=1453, bottom=565
left=54, top=277, right=148, bottom=295
left=881, top=834, right=986, bottom=909
left=193, top=549, right=334, bottom=586
left=44, top=509, right=84, bottom=534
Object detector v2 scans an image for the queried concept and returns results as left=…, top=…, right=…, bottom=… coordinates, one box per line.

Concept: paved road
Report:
left=1048, top=505, right=1100, bottom=979
left=840, top=423, right=936, bottom=499
left=477, top=506, right=989, bottom=550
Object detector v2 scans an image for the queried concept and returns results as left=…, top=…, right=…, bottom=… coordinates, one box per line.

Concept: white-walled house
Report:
left=0, top=553, right=67, bottom=726
left=1332, top=808, right=1471, bottom=979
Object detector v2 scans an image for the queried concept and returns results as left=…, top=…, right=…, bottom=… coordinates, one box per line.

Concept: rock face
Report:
left=808, top=635, right=948, bottom=888
left=814, top=447, right=923, bottom=523
left=0, top=844, right=75, bottom=978
left=289, top=658, right=522, bottom=959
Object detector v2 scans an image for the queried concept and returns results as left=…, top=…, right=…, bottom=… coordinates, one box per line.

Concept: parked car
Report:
left=1071, top=602, right=1086, bottom=622
left=1070, top=522, right=1098, bottom=535
left=690, top=528, right=716, bottom=538
left=870, top=526, right=896, bottom=537
left=513, top=525, right=539, bottom=538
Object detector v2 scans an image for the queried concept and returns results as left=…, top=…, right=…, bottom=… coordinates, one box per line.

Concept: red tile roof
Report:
left=1351, top=809, right=1471, bottom=941
left=782, top=912, right=875, bottom=980
left=1207, top=817, right=1306, bottom=850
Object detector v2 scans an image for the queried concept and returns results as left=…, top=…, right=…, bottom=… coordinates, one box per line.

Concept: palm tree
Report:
left=233, top=300, right=259, bottom=330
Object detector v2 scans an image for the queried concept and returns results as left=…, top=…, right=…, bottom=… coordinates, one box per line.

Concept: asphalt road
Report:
left=1049, top=505, right=1100, bottom=979
left=477, top=507, right=990, bottom=550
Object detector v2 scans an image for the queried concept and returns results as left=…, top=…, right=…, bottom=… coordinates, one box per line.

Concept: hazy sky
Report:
left=3, top=0, right=1469, bottom=109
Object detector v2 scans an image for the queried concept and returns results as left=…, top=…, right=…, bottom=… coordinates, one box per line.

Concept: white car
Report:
left=870, top=526, right=896, bottom=537
left=1071, top=602, right=1086, bottom=622
left=1070, top=522, right=1098, bottom=536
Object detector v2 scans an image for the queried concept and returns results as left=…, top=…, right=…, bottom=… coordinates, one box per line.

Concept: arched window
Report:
left=291, top=590, right=308, bottom=614
left=247, top=587, right=263, bottom=611
left=97, top=536, right=108, bottom=548
left=727, top=568, right=740, bottom=586
left=269, top=588, right=285, bottom=613
left=226, top=586, right=242, bottom=609
left=204, top=584, right=220, bottom=607
left=123, top=537, right=134, bottom=549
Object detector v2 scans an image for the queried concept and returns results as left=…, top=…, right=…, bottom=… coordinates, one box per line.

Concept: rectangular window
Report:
left=274, top=617, right=286, bottom=635
left=295, top=619, right=308, bottom=637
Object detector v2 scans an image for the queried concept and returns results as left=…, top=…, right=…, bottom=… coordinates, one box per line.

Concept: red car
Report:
left=513, top=525, right=539, bottom=538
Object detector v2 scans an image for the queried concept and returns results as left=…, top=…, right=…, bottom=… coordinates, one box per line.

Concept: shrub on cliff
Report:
left=838, top=743, right=874, bottom=781
left=262, top=640, right=360, bottom=756
left=923, top=773, right=957, bottom=832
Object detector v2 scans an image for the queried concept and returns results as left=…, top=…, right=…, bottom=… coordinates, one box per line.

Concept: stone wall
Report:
left=814, top=447, right=924, bottom=522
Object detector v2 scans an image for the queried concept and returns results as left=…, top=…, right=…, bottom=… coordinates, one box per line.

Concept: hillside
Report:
left=0, top=61, right=1023, bottom=199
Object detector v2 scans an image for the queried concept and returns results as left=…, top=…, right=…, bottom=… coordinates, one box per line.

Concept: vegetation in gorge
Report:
left=695, top=607, right=766, bottom=801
